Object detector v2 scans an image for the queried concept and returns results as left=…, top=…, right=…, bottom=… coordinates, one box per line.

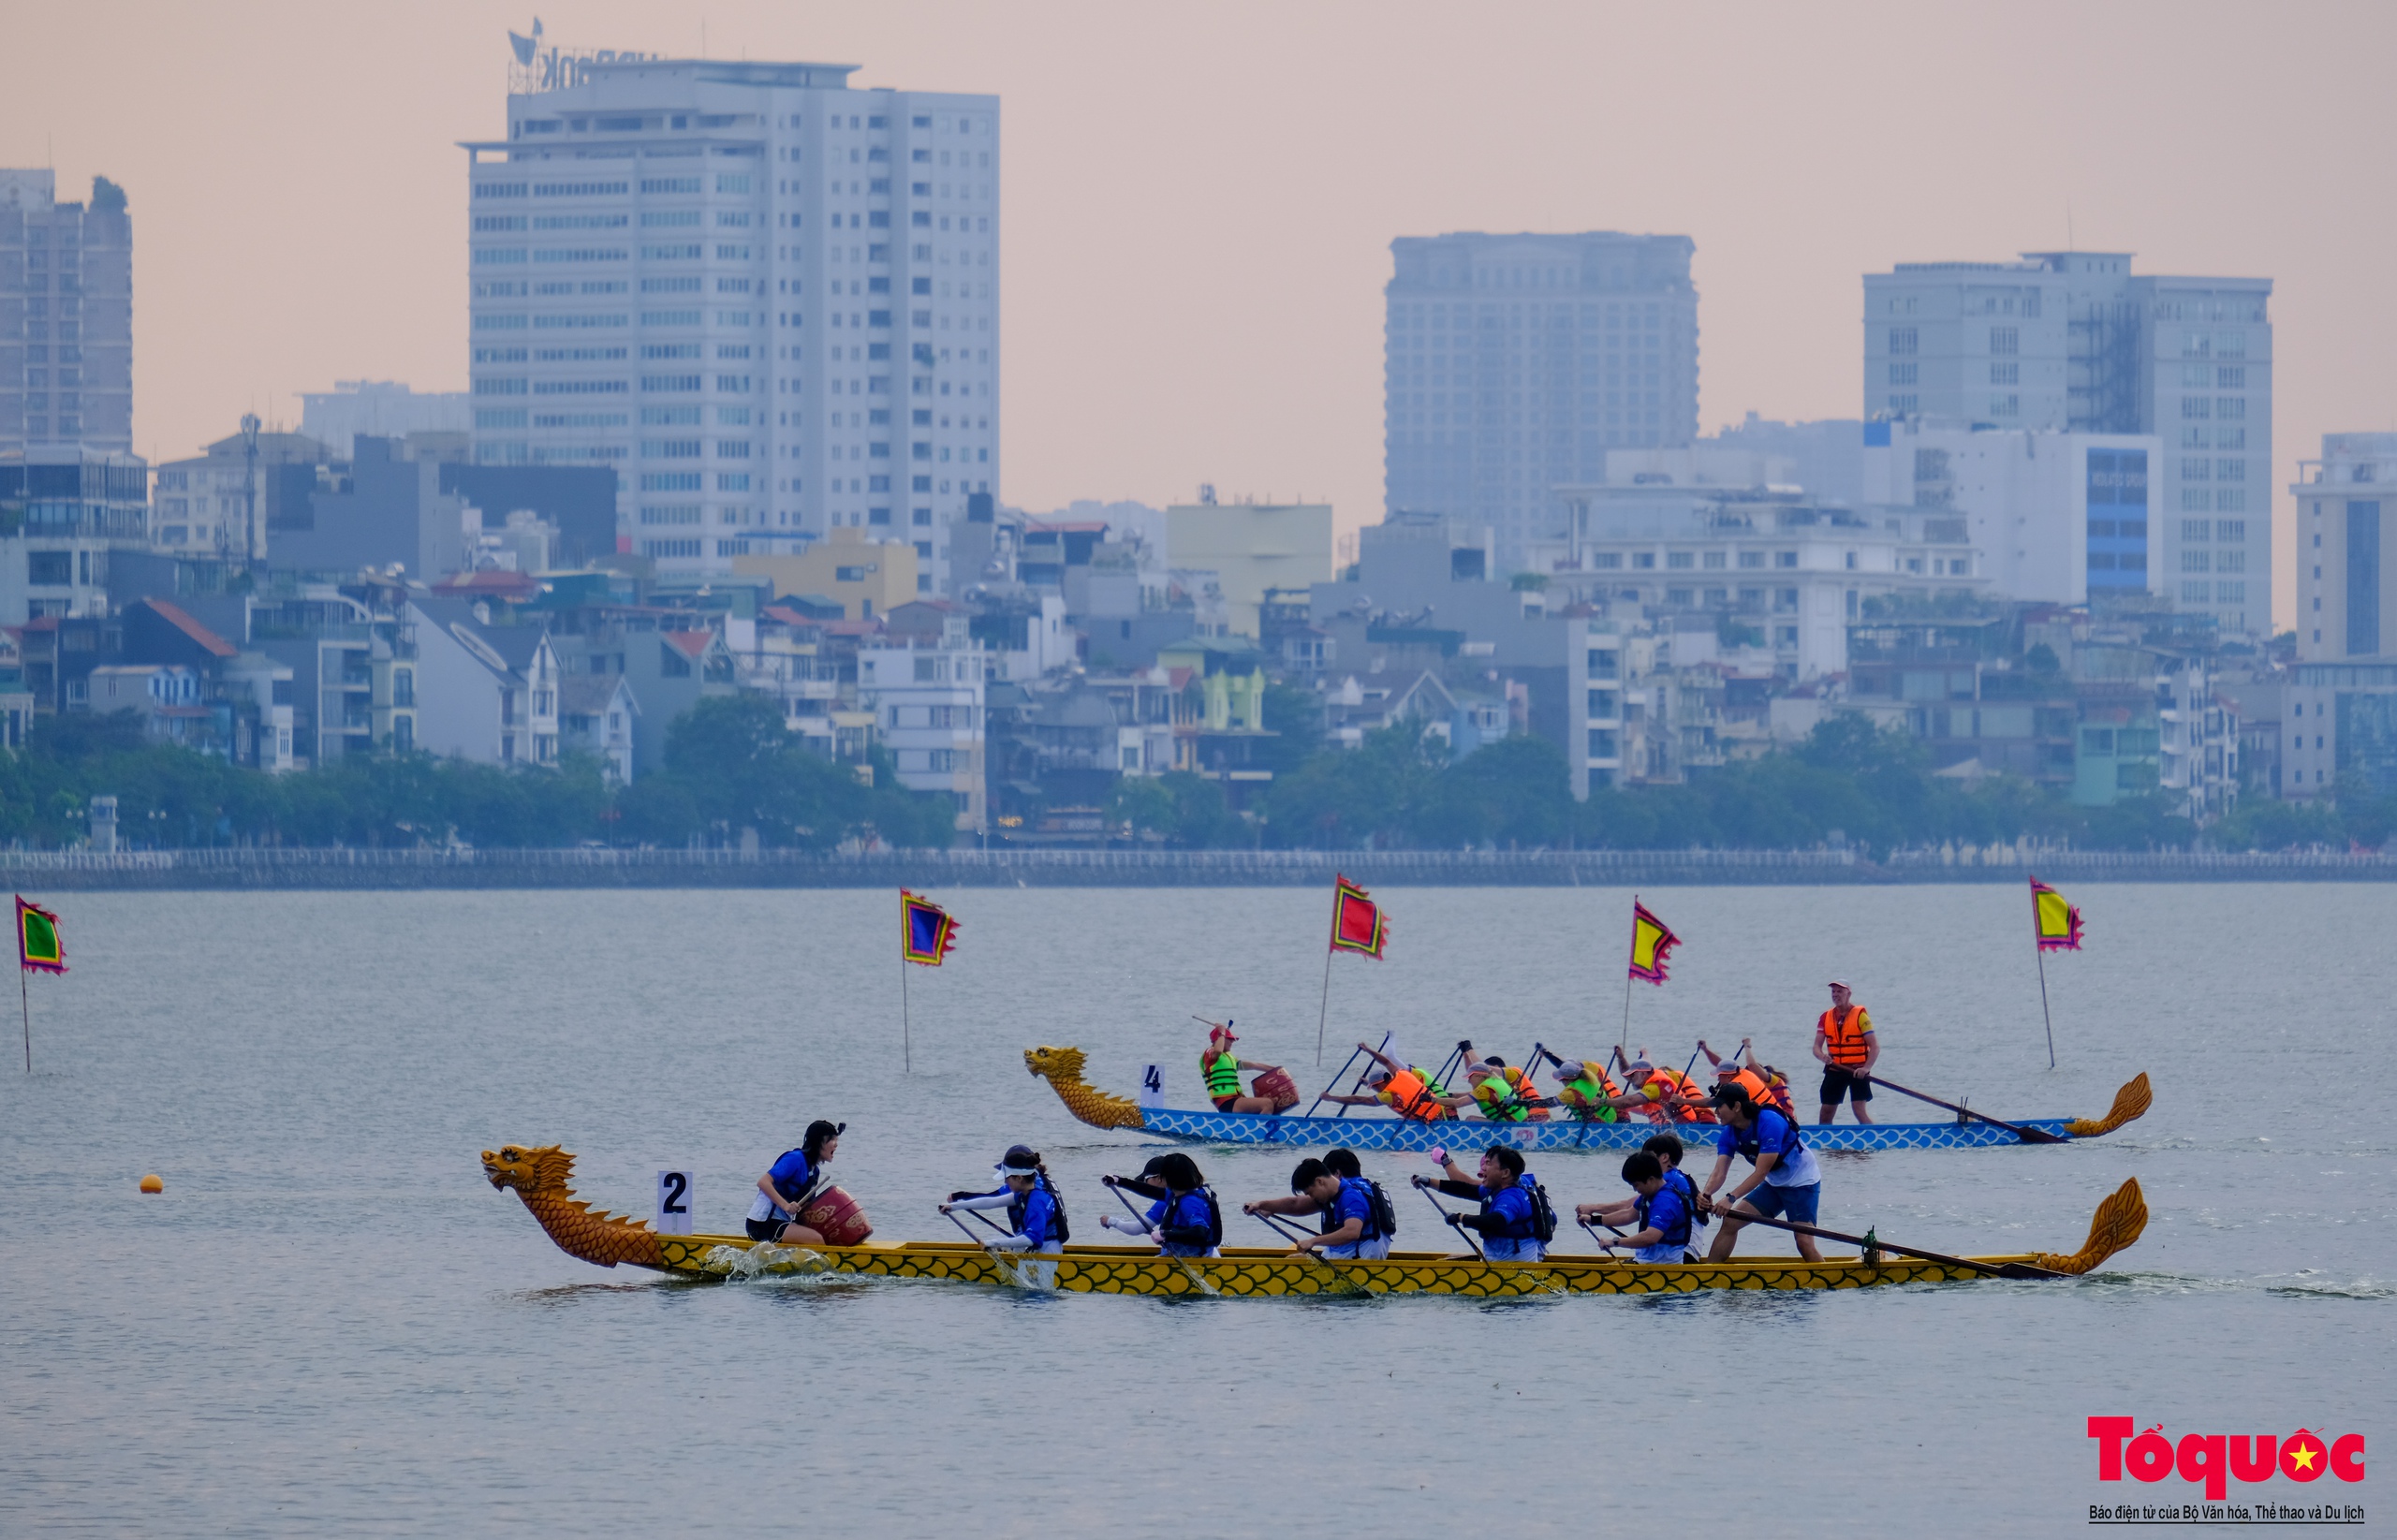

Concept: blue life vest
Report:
left=1728, top=1108, right=1806, bottom=1169
left=1664, top=1167, right=1710, bottom=1229
left=1335, top=1177, right=1388, bottom=1242
left=1484, top=1182, right=1537, bottom=1241
left=1159, top=1188, right=1223, bottom=1250
left=1009, top=1177, right=1070, bottom=1244
left=1637, top=1183, right=1695, bottom=1249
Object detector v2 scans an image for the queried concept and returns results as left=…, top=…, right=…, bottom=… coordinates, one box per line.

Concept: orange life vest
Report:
left=1818, top=1005, right=1873, bottom=1067
left=1726, top=1068, right=1783, bottom=1116
left=1641, top=1067, right=1711, bottom=1124
left=1377, top=1067, right=1454, bottom=1122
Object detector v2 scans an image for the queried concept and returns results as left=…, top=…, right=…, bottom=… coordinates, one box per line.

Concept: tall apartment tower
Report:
left=0, top=170, right=133, bottom=459
left=1863, top=252, right=2272, bottom=637
left=1385, top=232, right=1698, bottom=572
left=463, top=45, right=999, bottom=586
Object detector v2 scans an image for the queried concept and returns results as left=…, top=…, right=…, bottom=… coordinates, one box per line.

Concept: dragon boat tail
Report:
left=1023, top=1046, right=2153, bottom=1153
left=481, top=1143, right=2149, bottom=1298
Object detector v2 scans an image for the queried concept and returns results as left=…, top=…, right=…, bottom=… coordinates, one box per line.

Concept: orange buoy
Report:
left=139, top=1173, right=164, bottom=1194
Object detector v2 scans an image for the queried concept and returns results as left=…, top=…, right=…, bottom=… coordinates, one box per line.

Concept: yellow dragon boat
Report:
left=482, top=1143, right=2150, bottom=1298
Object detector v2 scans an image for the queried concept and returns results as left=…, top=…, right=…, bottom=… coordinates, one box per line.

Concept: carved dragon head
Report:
left=482, top=1144, right=576, bottom=1195
left=1024, top=1045, right=1088, bottom=1083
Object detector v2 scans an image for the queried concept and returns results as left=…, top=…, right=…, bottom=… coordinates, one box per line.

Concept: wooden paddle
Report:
left=1412, top=1178, right=1484, bottom=1260
left=1701, top=1196, right=2065, bottom=1280
left=1862, top=1074, right=2066, bottom=1144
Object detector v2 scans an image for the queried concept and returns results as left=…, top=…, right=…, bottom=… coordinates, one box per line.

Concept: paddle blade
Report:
left=2065, top=1073, right=2154, bottom=1138
left=2032, top=1178, right=2149, bottom=1276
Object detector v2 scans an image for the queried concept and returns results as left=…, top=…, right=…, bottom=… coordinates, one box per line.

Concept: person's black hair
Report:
left=1483, top=1144, right=1525, bottom=1178
left=1483, top=1054, right=1507, bottom=1067
left=1640, top=1132, right=1685, bottom=1167
left=1155, top=1151, right=1204, bottom=1192
left=1138, top=1154, right=1170, bottom=1179
left=1290, top=1157, right=1331, bottom=1193
left=1623, top=1151, right=1664, bottom=1185
left=1713, top=1084, right=1759, bottom=1120
left=802, top=1120, right=845, bottom=1161
left=1323, top=1148, right=1361, bottom=1178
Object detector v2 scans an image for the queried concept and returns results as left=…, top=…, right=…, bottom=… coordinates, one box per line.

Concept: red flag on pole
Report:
left=1330, top=874, right=1389, bottom=960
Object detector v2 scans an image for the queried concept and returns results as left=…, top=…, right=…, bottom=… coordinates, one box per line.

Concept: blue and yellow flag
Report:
left=2030, top=876, right=2082, bottom=952
left=1628, top=899, right=1679, bottom=985
left=16, top=896, right=62, bottom=975
left=901, top=890, right=959, bottom=966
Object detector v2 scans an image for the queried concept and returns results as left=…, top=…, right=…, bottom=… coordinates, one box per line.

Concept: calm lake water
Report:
left=1, top=884, right=2387, bottom=1535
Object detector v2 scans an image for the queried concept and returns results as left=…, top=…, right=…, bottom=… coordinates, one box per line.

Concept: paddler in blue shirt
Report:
left=1416, top=1144, right=1549, bottom=1261
left=1698, top=1084, right=1824, bottom=1262
left=745, top=1120, right=843, bottom=1243
left=1096, top=1151, right=1220, bottom=1256
left=941, top=1145, right=1069, bottom=1254
left=1246, top=1150, right=1394, bottom=1260
left=1587, top=1151, right=1698, bottom=1265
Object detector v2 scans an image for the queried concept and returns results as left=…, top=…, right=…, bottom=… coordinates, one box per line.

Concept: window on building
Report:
left=1990, top=326, right=2019, bottom=355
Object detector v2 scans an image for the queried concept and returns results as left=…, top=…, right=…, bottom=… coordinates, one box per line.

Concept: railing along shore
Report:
left=0, top=844, right=2390, bottom=889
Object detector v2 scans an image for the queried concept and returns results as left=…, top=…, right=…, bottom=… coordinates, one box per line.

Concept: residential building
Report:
left=85, top=665, right=213, bottom=749
left=1566, top=616, right=1729, bottom=796
left=301, top=381, right=471, bottom=459
left=2284, top=660, right=2397, bottom=800
left=1707, top=415, right=1865, bottom=507
left=1859, top=419, right=2164, bottom=606
left=2292, top=433, right=2397, bottom=664
left=409, top=596, right=561, bottom=767
left=1384, top=231, right=1699, bottom=569
left=735, top=526, right=918, bottom=618
left=463, top=43, right=1000, bottom=580
left=1863, top=251, right=2272, bottom=635
left=0, top=447, right=150, bottom=624
left=150, top=429, right=339, bottom=562
left=0, top=170, right=133, bottom=462
left=1540, top=489, right=1987, bottom=681
left=559, top=671, right=638, bottom=781
left=1163, top=499, right=1333, bottom=638
left=250, top=575, right=416, bottom=765
left=859, top=615, right=985, bottom=831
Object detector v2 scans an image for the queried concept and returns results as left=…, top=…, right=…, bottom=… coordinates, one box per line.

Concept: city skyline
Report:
left=7, top=0, right=2396, bottom=630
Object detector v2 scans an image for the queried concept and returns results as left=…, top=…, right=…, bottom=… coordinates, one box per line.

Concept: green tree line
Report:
left=0, top=696, right=951, bottom=850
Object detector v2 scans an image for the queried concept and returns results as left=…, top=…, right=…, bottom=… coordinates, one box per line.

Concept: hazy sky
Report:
left=7, top=0, right=2393, bottom=628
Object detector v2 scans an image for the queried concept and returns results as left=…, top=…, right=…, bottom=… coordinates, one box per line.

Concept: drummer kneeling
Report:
left=1588, top=1151, right=1698, bottom=1266
left=746, top=1120, right=843, bottom=1244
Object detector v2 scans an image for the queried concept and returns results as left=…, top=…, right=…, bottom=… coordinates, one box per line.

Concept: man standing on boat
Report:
left=1199, top=1022, right=1290, bottom=1116
left=1811, top=981, right=1878, bottom=1125
left=1698, top=1084, right=1824, bottom=1263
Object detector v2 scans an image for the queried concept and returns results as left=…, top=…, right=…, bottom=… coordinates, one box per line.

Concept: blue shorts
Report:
left=1736, top=1181, right=1820, bottom=1226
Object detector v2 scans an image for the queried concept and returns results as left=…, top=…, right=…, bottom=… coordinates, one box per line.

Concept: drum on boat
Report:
left=1249, top=1066, right=1301, bottom=1112
left=800, top=1185, right=874, bottom=1245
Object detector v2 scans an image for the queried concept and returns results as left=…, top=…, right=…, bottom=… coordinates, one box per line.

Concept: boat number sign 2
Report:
left=655, top=1169, right=694, bottom=1236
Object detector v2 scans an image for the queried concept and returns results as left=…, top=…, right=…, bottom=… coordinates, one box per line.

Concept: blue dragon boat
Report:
left=1026, top=1046, right=2152, bottom=1153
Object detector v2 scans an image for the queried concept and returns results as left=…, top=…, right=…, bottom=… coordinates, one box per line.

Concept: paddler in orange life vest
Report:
left=1316, top=1040, right=1473, bottom=1121
left=1812, top=981, right=1878, bottom=1124
left=1698, top=1038, right=1794, bottom=1118
left=1199, top=1022, right=1287, bottom=1116
left=1589, top=1057, right=1712, bottom=1125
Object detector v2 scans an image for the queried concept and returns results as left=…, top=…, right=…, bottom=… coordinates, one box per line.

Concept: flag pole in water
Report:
left=2028, top=875, right=2083, bottom=1071
left=899, top=890, right=960, bottom=1076
left=1320, top=875, right=1390, bottom=1067
left=1623, top=897, right=1680, bottom=1066
left=15, top=895, right=64, bottom=1074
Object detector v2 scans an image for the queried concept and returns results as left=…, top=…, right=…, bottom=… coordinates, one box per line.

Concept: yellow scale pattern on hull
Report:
left=655, top=1237, right=2013, bottom=1297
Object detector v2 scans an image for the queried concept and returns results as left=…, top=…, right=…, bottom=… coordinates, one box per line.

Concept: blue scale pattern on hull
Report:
left=1134, top=1107, right=2079, bottom=1151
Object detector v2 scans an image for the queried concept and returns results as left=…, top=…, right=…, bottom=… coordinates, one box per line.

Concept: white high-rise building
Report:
left=1384, top=232, right=1699, bottom=573
left=1862, top=252, right=2272, bottom=636
left=463, top=45, right=999, bottom=586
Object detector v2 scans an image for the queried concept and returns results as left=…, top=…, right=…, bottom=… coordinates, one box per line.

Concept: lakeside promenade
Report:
left=1, top=846, right=2391, bottom=890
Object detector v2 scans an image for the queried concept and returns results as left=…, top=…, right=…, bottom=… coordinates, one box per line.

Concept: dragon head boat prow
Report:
left=480, top=1143, right=664, bottom=1270
left=1024, top=1046, right=1145, bottom=1130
